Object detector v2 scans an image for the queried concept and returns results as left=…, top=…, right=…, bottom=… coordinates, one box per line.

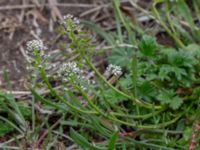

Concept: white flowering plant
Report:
left=1, top=0, right=200, bottom=149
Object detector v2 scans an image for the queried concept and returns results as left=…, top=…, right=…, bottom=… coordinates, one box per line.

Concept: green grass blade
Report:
left=0, top=116, right=23, bottom=134
left=177, top=0, right=195, bottom=33
left=70, top=128, right=106, bottom=150
left=0, top=93, right=26, bottom=128
left=31, top=89, right=66, bottom=111
left=108, top=130, right=119, bottom=150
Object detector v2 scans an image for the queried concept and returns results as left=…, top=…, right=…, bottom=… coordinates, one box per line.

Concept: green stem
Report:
left=110, top=107, right=166, bottom=120
left=72, top=83, right=105, bottom=116
left=31, top=68, right=39, bottom=133
left=112, top=0, right=131, bottom=34
left=109, top=111, right=183, bottom=129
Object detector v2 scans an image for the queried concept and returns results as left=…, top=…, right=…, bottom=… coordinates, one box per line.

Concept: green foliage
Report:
left=108, top=33, right=199, bottom=110
left=1, top=0, right=200, bottom=149
left=138, top=35, right=157, bottom=57
left=108, top=47, right=134, bottom=67
left=104, top=89, right=127, bottom=105
left=137, top=81, right=156, bottom=100
left=0, top=121, right=14, bottom=136
left=158, top=90, right=183, bottom=110
left=0, top=92, right=30, bottom=135
left=108, top=130, right=119, bottom=150
left=70, top=128, right=106, bottom=150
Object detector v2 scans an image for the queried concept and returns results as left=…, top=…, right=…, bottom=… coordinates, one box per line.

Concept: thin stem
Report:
left=110, top=107, right=166, bottom=120
left=31, top=69, right=38, bottom=134
left=72, top=83, right=105, bottom=116
left=108, top=112, right=183, bottom=129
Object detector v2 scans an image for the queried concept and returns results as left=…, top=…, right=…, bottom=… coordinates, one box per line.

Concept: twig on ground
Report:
left=80, top=4, right=109, bottom=17
left=48, top=0, right=62, bottom=21
left=18, top=0, right=26, bottom=23
left=0, top=3, right=96, bottom=11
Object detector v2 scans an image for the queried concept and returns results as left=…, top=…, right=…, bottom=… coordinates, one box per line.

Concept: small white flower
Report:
left=58, top=61, right=96, bottom=90
left=106, top=64, right=122, bottom=76
left=26, top=40, right=44, bottom=52
left=62, top=14, right=80, bottom=29
left=91, top=80, right=96, bottom=84
left=38, top=65, right=42, bottom=68
left=73, top=17, right=80, bottom=26
left=59, top=62, right=82, bottom=78
left=64, top=14, right=73, bottom=19
left=80, top=85, right=87, bottom=91
left=63, top=87, right=69, bottom=91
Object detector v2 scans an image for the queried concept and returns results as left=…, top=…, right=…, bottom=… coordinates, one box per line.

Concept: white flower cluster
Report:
left=58, top=62, right=95, bottom=90
left=63, top=14, right=80, bottom=29
left=106, top=64, right=122, bottom=76
left=64, top=14, right=73, bottom=19
left=26, top=40, right=44, bottom=52
left=25, top=39, right=49, bottom=73
left=59, top=62, right=82, bottom=80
